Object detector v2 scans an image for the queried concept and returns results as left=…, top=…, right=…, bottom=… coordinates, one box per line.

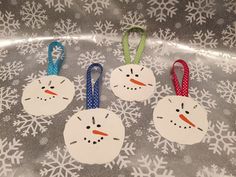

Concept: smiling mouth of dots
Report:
left=83, top=136, right=104, bottom=144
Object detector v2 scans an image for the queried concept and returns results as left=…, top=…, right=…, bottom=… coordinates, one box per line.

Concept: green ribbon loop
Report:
left=122, top=27, right=147, bottom=64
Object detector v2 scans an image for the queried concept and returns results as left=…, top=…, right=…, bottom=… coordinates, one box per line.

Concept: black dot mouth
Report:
left=36, top=96, right=56, bottom=101
left=169, top=120, right=192, bottom=129
left=84, top=136, right=104, bottom=144
left=123, top=85, right=142, bottom=90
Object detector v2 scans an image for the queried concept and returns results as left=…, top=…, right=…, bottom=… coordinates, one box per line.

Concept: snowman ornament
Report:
left=153, top=60, right=208, bottom=145
left=22, top=41, right=75, bottom=116
left=110, top=27, right=156, bottom=101
left=64, top=63, right=125, bottom=164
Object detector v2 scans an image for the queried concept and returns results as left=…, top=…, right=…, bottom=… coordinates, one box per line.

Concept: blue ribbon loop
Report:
left=47, top=41, right=65, bottom=75
left=86, top=63, right=103, bottom=109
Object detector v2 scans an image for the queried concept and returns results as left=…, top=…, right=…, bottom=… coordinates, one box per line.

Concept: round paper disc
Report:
left=64, top=108, right=125, bottom=164
left=22, top=75, right=75, bottom=116
left=110, top=64, right=156, bottom=101
left=153, top=95, right=208, bottom=145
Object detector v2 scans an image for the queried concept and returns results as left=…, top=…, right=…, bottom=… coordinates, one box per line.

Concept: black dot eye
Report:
left=97, top=124, right=101, bottom=128
left=86, top=126, right=90, bottom=129
left=126, top=74, right=130, bottom=77
left=185, top=111, right=189, bottom=114
left=41, top=86, right=45, bottom=89
left=50, top=86, right=54, bottom=89
left=135, top=74, right=139, bottom=77
left=176, top=109, right=180, bottom=112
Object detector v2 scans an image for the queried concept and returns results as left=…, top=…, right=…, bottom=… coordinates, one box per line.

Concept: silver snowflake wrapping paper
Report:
left=0, top=0, right=236, bottom=177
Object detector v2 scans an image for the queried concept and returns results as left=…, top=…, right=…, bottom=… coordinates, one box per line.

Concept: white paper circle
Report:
left=64, top=108, right=125, bottom=164
left=22, top=75, right=75, bottom=116
left=153, top=96, right=208, bottom=145
left=110, top=64, right=156, bottom=101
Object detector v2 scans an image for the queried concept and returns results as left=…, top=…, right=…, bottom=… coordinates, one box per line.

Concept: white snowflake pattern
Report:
left=185, top=0, right=216, bottom=25
left=81, top=0, right=110, bottom=15
left=217, top=80, right=236, bottom=104
left=0, top=61, right=24, bottom=81
left=92, top=20, right=118, bottom=46
left=77, top=50, right=105, bottom=69
left=40, top=146, right=83, bottom=177
left=20, top=1, right=47, bottom=29
left=134, top=129, right=143, bottom=137
left=216, top=54, right=236, bottom=74
left=2, top=115, right=11, bottom=122
left=73, top=75, right=86, bottom=101
left=0, top=138, right=24, bottom=177
left=0, top=87, right=18, bottom=114
left=36, top=45, right=63, bottom=65
left=24, top=70, right=47, bottom=85
left=230, top=157, right=236, bottom=166
left=104, top=68, right=113, bottom=90
left=35, top=48, right=49, bottom=65
left=224, top=0, right=236, bottom=14
left=147, top=0, right=179, bottom=22
left=39, top=137, right=49, bottom=145
left=13, top=110, right=54, bottom=137
left=0, top=11, right=20, bottom=37
left=148, top=121, right=185, bottom=154
left=108, top=99, right=141, bottom=127
left=141, top=56, right=167, bottom=76
left=120, top=11, right=146, bottom=31
left=0, top=48, right=8, bottom=62
left=144, top=82, right=172, bottom=109
left=54, top=19, right=81, bottom=46
left=196, top=164, right=234, bottom=177
left=17, top=33, right=44, bottom=55
left=151, top=28, right=178, bottom=56
left=45, top=0, right=73, bottom=13
left=105, top=137, right=136, bottom=169
left=189, top=60, right=212, bottom=82
left=131, top=154, right=175, bottom=177
left=189, top=87, right=216, bottom=112
left=202, top=121, right=236, bottom=155
left=67, top=106, right=84, bottom=121
left=183, top=155, right=192, bottom=164
left=222, top=25, right=236, bottom=48
left=190, top=30, right=218, bottom=50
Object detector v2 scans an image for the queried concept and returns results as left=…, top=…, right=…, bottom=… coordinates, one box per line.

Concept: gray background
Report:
left=0, top=0, right=236, bottom=176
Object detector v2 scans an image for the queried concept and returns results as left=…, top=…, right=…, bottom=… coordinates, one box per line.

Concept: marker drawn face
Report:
left=64, top=108, right=125, bottom=164
left=110, top=64, right=156, bottom=101
left=22, top=75, right=75, bottom=116
left=153, top=96, right=208, bottom=145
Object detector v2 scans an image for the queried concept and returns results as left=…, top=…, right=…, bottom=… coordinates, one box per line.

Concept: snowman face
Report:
left=22, top=75, right=75, bottom=116
left=153, top=96, right=208, bottom=145
left=110, top=64, right=155, bottom=101
left=64, top=108, right=125, bottom=164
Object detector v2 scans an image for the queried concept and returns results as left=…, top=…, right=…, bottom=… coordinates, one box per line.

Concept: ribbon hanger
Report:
left=171, top=59, right=189, bottom=97
left=86, top=63, right=103, bottom=109
left=122, top=27, right=147, bottom=65
left=47, top=41, right=65, bottom=75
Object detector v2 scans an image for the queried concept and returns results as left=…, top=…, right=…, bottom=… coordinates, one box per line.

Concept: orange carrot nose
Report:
left=179, top=114, right=195, bottom=127
left=45, top=90, right=58, bottom=96
left=130, top=79, right=146, bottom=86
left=92, top=130, right=108, bottom=136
